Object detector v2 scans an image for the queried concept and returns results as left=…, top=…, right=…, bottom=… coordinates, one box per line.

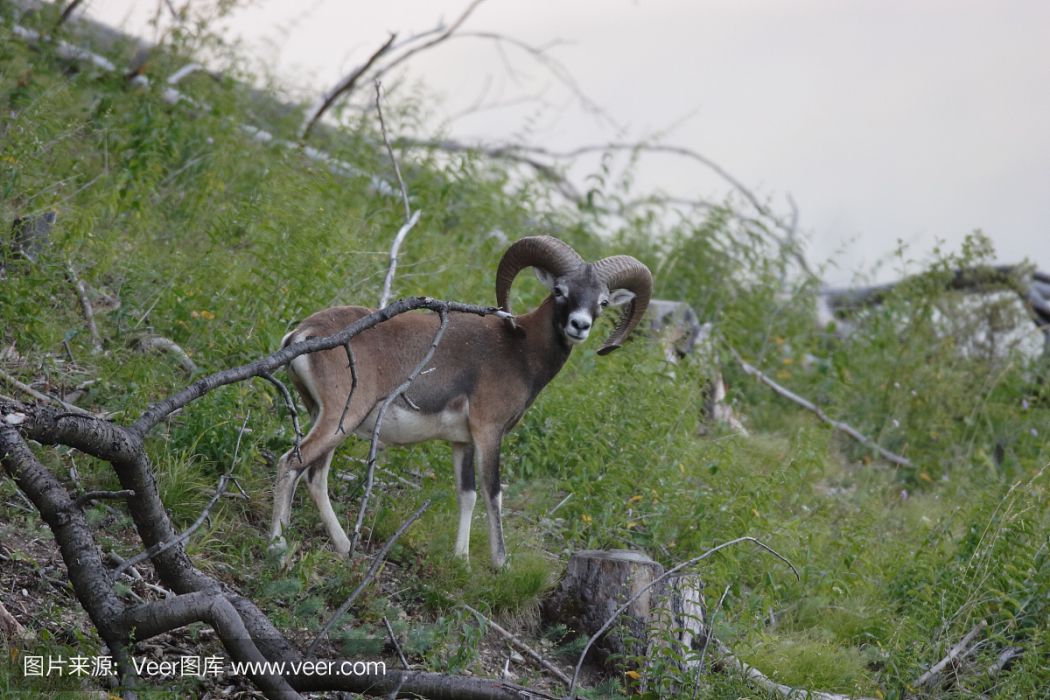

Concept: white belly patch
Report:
left=354, top=402, right=471, bottom=445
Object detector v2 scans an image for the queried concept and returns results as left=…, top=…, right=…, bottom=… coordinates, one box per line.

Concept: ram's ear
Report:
left=608, top=288, right=636, bottom=307
left=533, top=267, right=557, bottom=291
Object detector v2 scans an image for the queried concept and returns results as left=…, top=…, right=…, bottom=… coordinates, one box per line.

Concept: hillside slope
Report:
left=1, top=7, right=1048, bottom=699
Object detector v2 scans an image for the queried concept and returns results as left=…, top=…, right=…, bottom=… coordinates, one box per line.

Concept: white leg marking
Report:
left=455, top=490, right=477, bottom=558
left=452, top=442, right=476, bottom=559
left=485, top=490, right=507, bottom=568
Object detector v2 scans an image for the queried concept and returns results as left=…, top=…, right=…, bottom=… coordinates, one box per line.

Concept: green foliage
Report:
left=1, top=15, right=1048, bottom=700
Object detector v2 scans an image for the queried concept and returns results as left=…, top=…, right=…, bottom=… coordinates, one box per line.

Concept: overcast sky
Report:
left=86, top=0, right=1050, bottom=284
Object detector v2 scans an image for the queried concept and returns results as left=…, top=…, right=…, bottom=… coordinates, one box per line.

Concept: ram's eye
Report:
left=600, top=299, right=609, bottom=308
left=553, top=286, right=564, bottom=298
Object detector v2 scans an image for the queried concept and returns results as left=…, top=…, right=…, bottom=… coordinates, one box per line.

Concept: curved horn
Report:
left=496, top=236, right=585, bottom=313
left=592, top=255, right=653, bottom=355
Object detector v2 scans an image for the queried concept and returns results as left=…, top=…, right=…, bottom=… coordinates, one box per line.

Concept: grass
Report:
left=2, top=10, right=1049, bottom=698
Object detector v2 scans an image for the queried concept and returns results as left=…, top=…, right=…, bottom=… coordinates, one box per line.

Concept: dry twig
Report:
left=463, top=603, right=572, bottom=687
left=0, top=600, right=27, bottom=640
left=365, top=0, right=488, bottom=90
left=987, top=646, right=1023, bottom=677
left=67, top=264, right=104, bottom=354
left=348, top=308, right=449, bottom=557
left=913, top=620, right=987, bottom=689
left=375, top=80, right=422, bottom=308
left=712, top=638, right=877, bottom=700
left=691, top=583, right=730, bottom=698
left=336, top=340, right=360, bottom=434
left=53, top=0, right=87, bottom=32
left=300, top=33, right=397, bottom=141
left=378, top=214, right=422, bottom=308
left=308, top=499, right=431, bottom=655
left=730, top=347, right=914, bottom=468
left=0, top=367, right=92, bottom=416
left=74, top=489, right=136, bottom=508
left=260, top=371, right=303, bottom=462
left=134, top=334, right=198, bottom=374
left=383, top=615, right=410, bottom=669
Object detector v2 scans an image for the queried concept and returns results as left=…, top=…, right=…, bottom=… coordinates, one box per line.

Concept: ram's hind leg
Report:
left=270, top=419, right=359, bottom=556
left=270, top=351, right=371, bottom=557
left=270, top=434, right=339, bottom=552
left=305, top=448, right=352, bottom=556
left=270, top=445, right=313, bottom=553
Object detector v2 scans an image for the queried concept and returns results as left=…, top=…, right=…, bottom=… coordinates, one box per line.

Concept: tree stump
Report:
left=542, top=549, right=706, bottom=677
left=11, top=211, right=56, bottom=262
left=647, top=299, right=749, bottom=435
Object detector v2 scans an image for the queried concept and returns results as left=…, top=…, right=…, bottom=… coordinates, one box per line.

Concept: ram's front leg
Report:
left=451, top=442, right=477, bottom=560
left=474, top=430, right=507, bottom=569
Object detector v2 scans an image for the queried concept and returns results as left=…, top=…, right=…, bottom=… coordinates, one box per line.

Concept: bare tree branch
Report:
left=913, top=620, right=987, bottom=689
left=0, top=367, right=93, bottom=416
left=0, top=423, right=132, bottom=673
left=120, top=590, right=303, bottom=699
left=134, top=334, right=198, bottom=374
left=300, top=33, right=398, bottom=141
left=260, top=371, right=303, bottom=463
left=822, top=264, right=1050, bottom=329
left=987, top=646, right=1023, bottom=677
left=441, top=31, right=613, bottom=126
left=129, top=297, right=510, bottom=437
left=374, top=79, right=423, bottom=309
left=392, top=137, right=811, bottom=278
left=375, top=80, right=412, bottom=221
left=395, top=136, right=583, bottom=203
left=53, top=0, right=88, bottom=32
left=378, top=213, right=422, bottom=308
left=2, top=395, right=556, bottom=698
left=0, top=599, right=27, bottom=640
left=114, top=412, right=251, bottom=578
left=517, top=141, right=774, bottom=219
left=337, top=340, right=360, bottom=434
left=308, top=499, right=432, bottom=656
left=365, top=0, right=488, bottom=89
left=729, top=347, right=915, bottom=468
left=692, top=583, right=730, bottom=698
left=11, top=23, right=116, bottom=72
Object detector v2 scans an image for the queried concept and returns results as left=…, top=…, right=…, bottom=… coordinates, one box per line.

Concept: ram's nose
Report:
left=565, top=312, right=592, bottom=342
